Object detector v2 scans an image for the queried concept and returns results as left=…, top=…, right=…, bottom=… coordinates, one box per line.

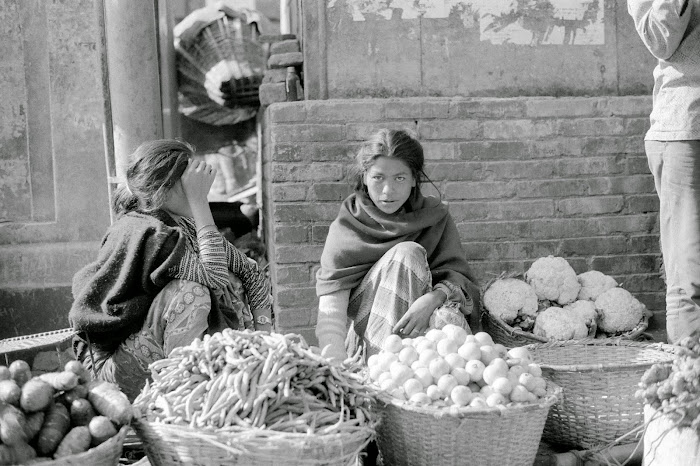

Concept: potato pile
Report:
left=368, top=325, right=549, bottom=409
left=0, top=359, right=132, bottom=465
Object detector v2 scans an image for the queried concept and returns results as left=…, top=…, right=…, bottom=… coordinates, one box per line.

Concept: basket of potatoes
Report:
left=0, top=359, right=132, bottom=465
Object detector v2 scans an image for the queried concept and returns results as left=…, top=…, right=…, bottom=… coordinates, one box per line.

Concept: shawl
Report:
left=316, top=192, right=479, bottom=301
left=69, top=210, right=186, bottom=349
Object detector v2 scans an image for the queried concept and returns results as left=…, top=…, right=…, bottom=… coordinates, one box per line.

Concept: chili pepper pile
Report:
left=134, top=329, right=376, bottom=434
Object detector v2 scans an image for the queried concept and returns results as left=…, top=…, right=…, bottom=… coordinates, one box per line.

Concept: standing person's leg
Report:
left=646, top=140, right=700, bottom=344
left=345, top=242, right=432, bottom=359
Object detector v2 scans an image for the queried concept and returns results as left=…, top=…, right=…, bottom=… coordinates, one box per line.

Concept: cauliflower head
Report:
left=483, top=278, right=538, bottom=325
left=563, top=300, right=598, bottom=328
left=533, top=306, right=590, bottom=341
left=595, top=287, right=645, bottom=333
left=525, top=256, right=581, bottom=305
left=577, top=270, right=618, bottom=301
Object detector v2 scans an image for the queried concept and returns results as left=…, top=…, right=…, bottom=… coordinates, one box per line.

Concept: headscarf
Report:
left=316, top=191, right=478, bottom=299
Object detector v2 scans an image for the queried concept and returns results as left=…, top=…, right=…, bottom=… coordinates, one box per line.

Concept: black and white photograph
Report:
left=0, top=0, right=699, bottom=464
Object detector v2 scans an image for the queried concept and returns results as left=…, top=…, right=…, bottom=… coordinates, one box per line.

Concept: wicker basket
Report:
left=0, top=328, right=75, bottom=354
left=132, top=415, right=374, bottom=466
left=175, top=5, right=265, bottom=126
left=373, top=383, right=561, bottom=466
left=482, top=311, right=551, bottom=348
left=526, top=339, right=678, bottom=450
left=482, top=309, right=651, bottom=348
left=0, top=328, right=75, bottom=366
left=42, top=424, right=129, bottom=466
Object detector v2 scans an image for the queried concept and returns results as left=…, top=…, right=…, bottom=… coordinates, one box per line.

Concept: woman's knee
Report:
left=164, top=280, right=210, bottom=321
left=385, top=241, right=427, bottom=263
left=148, top=279, right=211, bottom=340
left=385, top=242, right=429, bottom=278
left=158, top=279, right=210, bottom=315
left=159, top=279, right=210, bottom=300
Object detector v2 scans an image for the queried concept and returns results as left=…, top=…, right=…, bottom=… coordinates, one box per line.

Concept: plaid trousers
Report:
left=345, top=242, right=470, bottom=360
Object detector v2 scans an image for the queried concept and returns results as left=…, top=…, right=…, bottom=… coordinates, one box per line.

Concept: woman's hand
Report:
left=181, top=159, right=216, bottom=227
left=393, top=290, right=446, bottom=337
left=181, top=159, right=216, bottom=210
left=320, top=342, right=348, bottom=364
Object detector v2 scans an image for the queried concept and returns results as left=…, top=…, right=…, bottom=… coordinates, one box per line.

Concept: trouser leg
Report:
left=646, top=140, right=700, bottom=344
left=345, top=242, right=432, bottom=359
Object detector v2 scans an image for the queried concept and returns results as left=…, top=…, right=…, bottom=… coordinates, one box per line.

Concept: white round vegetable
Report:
left=525, top=256, right=581, bottom=305
left=483, top=278, right=538, bottom=324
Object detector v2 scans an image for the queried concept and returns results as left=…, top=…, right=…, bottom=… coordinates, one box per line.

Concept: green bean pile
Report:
left=134, top=329, right=376, bottom=434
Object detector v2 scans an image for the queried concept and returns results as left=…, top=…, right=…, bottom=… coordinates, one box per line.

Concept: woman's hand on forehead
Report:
left=181, top=158, right=217, bottom=208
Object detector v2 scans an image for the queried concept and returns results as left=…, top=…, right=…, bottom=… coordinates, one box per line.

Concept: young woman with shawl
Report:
left=315, top=129, right=481, bottom=362
left=69, top=139, right=272, bottom=400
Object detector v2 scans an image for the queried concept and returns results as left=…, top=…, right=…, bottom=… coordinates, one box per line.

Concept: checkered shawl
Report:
left=316, top=192, right=479, bottom=301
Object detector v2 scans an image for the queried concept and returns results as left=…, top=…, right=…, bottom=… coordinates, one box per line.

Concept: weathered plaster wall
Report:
left=261, top=96, right=662, bottom=345
left=0, top=0, right=110, bottom=338
left=303, top=0, right=655, bottom=99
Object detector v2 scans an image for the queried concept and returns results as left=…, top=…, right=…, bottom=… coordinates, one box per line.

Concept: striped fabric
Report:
left=172, top=217, right=271, bottom=313
left=345, top=242, right=471, bottom=360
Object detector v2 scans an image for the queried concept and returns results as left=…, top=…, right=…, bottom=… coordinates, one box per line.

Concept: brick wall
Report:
left=261, top=96, right=662, bottom=344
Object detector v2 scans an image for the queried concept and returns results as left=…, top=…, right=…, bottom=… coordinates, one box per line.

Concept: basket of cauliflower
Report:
left=481, top=256, right=651, bottom=348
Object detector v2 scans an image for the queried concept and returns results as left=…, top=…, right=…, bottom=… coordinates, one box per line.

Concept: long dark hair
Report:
left=112, top=139, right=195, bottom=216
left=349, top=129, right=435, bottom=203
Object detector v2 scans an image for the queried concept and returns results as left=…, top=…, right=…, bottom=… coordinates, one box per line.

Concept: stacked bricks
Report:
left=261, top=96, right=662, bottom=344
left=259, top=34, right=304, bottom=106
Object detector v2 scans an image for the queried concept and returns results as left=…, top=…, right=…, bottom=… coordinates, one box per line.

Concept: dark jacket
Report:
left=69, top=210, right=186, bottom=350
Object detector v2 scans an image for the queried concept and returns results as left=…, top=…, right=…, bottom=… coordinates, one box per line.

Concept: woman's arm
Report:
left=393, top=289, right=445, bottom=337
left=316, top=290, right=351, bottom=361
left=170, top=158, right=230, bottom=288
left=172, top=218, right=230, bottom=289
left=222, top=239, right=273, bottom=327
left=628, top=0, right=693, bottom=60
left=173, top=220, right=272, bottom=330
left=434, top=280, right=473, bottom=316
left=175, top=158, right=273, bottom=330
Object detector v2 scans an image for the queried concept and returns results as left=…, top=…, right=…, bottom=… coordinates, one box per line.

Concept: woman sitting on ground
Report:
left=69, top=139, right=272, bottom=399
left=315, top=129, right=480, bottom=362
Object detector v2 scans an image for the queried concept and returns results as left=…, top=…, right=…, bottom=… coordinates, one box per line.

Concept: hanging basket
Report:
left=174, top=5, right=267, bottom=126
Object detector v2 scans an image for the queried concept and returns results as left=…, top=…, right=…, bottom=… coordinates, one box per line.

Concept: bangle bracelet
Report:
left=196, top=224, right=217, bottom=234
left=256, top=315, right=272, bottom=325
